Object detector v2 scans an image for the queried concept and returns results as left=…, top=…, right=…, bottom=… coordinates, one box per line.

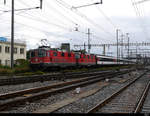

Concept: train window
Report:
left=38, top=50, right=46, bottom=57
left=100, top=57, right=113, bottom=62
left=68, top=53, right=71, bottom=57
left=53, top=52, right=57, bottom=56
left=61, top=52, right=65, bottom=57
left=31, top=51, right=35, bottom=57
left=47, top=52, right=50, bottom=57
left=83, top=55, right=86, bottom=58
left=87, top=55, right=90, bottom=59
left=75, top=54, right=80, bottom=58
left=80, top=54, right=82, bottom=58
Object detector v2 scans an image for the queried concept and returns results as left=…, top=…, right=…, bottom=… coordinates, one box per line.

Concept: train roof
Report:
left=97, top=55, right=136, bottom=62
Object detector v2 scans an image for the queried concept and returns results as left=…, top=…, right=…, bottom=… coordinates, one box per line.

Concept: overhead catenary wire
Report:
left=16, top=0, right=89, bottom=42
left=0, top=0, right=124, bottom=52
left=94, top=6, right=118, bottom=30
left=0, top=2, right=73, bottom=41
left=131, top=0, right=149, bottom=40
left=54, top=0, right=115, bottom=39
left=17, top=0, right=105, bottom=46
left=18, top=0, right=78, bottom=27
left=54, top=0, right=115, bottom=47
left=12, top=0, right=74, bottom=32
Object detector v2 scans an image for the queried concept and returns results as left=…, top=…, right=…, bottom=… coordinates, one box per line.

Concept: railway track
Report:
left=140, top=81, right=150, bottom=113
left=0, top=69, right=129, bottom=86
left=0, top=70, right=131, bottom=112
left=87, top=71, right=150, bottom=113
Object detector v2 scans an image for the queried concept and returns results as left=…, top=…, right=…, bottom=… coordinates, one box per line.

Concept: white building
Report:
left=0, top=40, right=26, bottom=66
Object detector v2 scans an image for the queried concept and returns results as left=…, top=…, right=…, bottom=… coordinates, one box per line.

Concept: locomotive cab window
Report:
left=31, top=51, right=35, bottom=57
left=47, top=52, right=50, bottom=57
left=75, top=54, right=80, bottom=59
left=83, top=55, right=86, bottom=58
left=53, top=52, right=57, bottom=56
left=68, top=53, right=71, bottom=57
left=61, top=52, right=65, bottom=57
left=38, top=49, right=46, bottom=57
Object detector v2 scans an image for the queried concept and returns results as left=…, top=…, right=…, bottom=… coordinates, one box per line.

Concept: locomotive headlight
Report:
left=35, top=58, right=38, bottom=62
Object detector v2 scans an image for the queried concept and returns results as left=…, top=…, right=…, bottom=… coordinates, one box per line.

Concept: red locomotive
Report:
left=28, top=45, right=97, bottom=70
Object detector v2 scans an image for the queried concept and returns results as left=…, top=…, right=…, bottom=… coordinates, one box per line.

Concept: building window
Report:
left=20, top=48, right=24, bottom=54
left=0, top=46, right=1, bottom=53
left=5, top=46, right=10, bottom=53
left=14, top=47, right=17, bottom=54
left=5, top=60, right=10, bottom=66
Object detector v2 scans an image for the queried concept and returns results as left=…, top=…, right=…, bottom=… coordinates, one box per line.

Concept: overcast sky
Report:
left=0, top=0, right=150, bottom=57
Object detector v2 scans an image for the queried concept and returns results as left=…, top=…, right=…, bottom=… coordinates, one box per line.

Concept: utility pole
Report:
left=11, top=0, right=14, bottom=69
left=103, top=45, right=106, bottom=56
left=8, top=0, right=43, bottom=69
left=126, top=33, right=130, bottom=60
left=87, top=28, right=91, bottom=54
left=116, top=29, right=120, bottom=64
left=136, top=43, right=138, bottom=62
left=4, top=0, right=6, bottom=4
left=121, top=34, right=124, bottom=58
left=84, top=42, right=86, bottom=53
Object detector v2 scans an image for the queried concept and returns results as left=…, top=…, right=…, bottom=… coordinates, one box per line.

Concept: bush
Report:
left=14, top=66, right=31, bottom=74
left=0, top=65, right=11, bottom=69
left=22, top=72, right=34, bottom=76
left=35, top=71, right=44, bottom=75
left=0, top=68, right=13, bottom=75
left=15, top=59, right=29, bottom=67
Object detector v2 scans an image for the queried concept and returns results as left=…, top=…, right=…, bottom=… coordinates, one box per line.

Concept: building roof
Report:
left=0, top=40, right=26, bottom=47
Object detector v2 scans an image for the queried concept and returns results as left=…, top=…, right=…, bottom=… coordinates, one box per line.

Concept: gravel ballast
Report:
left=0, top=71, right=143, bottom=113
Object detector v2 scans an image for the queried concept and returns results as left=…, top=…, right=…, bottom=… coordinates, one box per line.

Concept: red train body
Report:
left=29, top=47, right=97, bottom=69
left=28, top=46, right=135, bottom=70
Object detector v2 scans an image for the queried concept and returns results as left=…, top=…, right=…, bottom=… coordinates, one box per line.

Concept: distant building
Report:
left=0, top=37, right=7, bottom=42
left=0, top=39, right=26, bottom=66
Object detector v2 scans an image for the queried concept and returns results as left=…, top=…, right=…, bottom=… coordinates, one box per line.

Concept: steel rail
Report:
left=134, top=81, right=150, bottom=113
left=0, top=70, right=129, bottom=100
left=0, top=70, right=120, bottom=86
left=0, top=70, right=129, bottom=111
left=87, top=71, right=147, bottom=113
left=0, top=73, right=112, bottom=100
